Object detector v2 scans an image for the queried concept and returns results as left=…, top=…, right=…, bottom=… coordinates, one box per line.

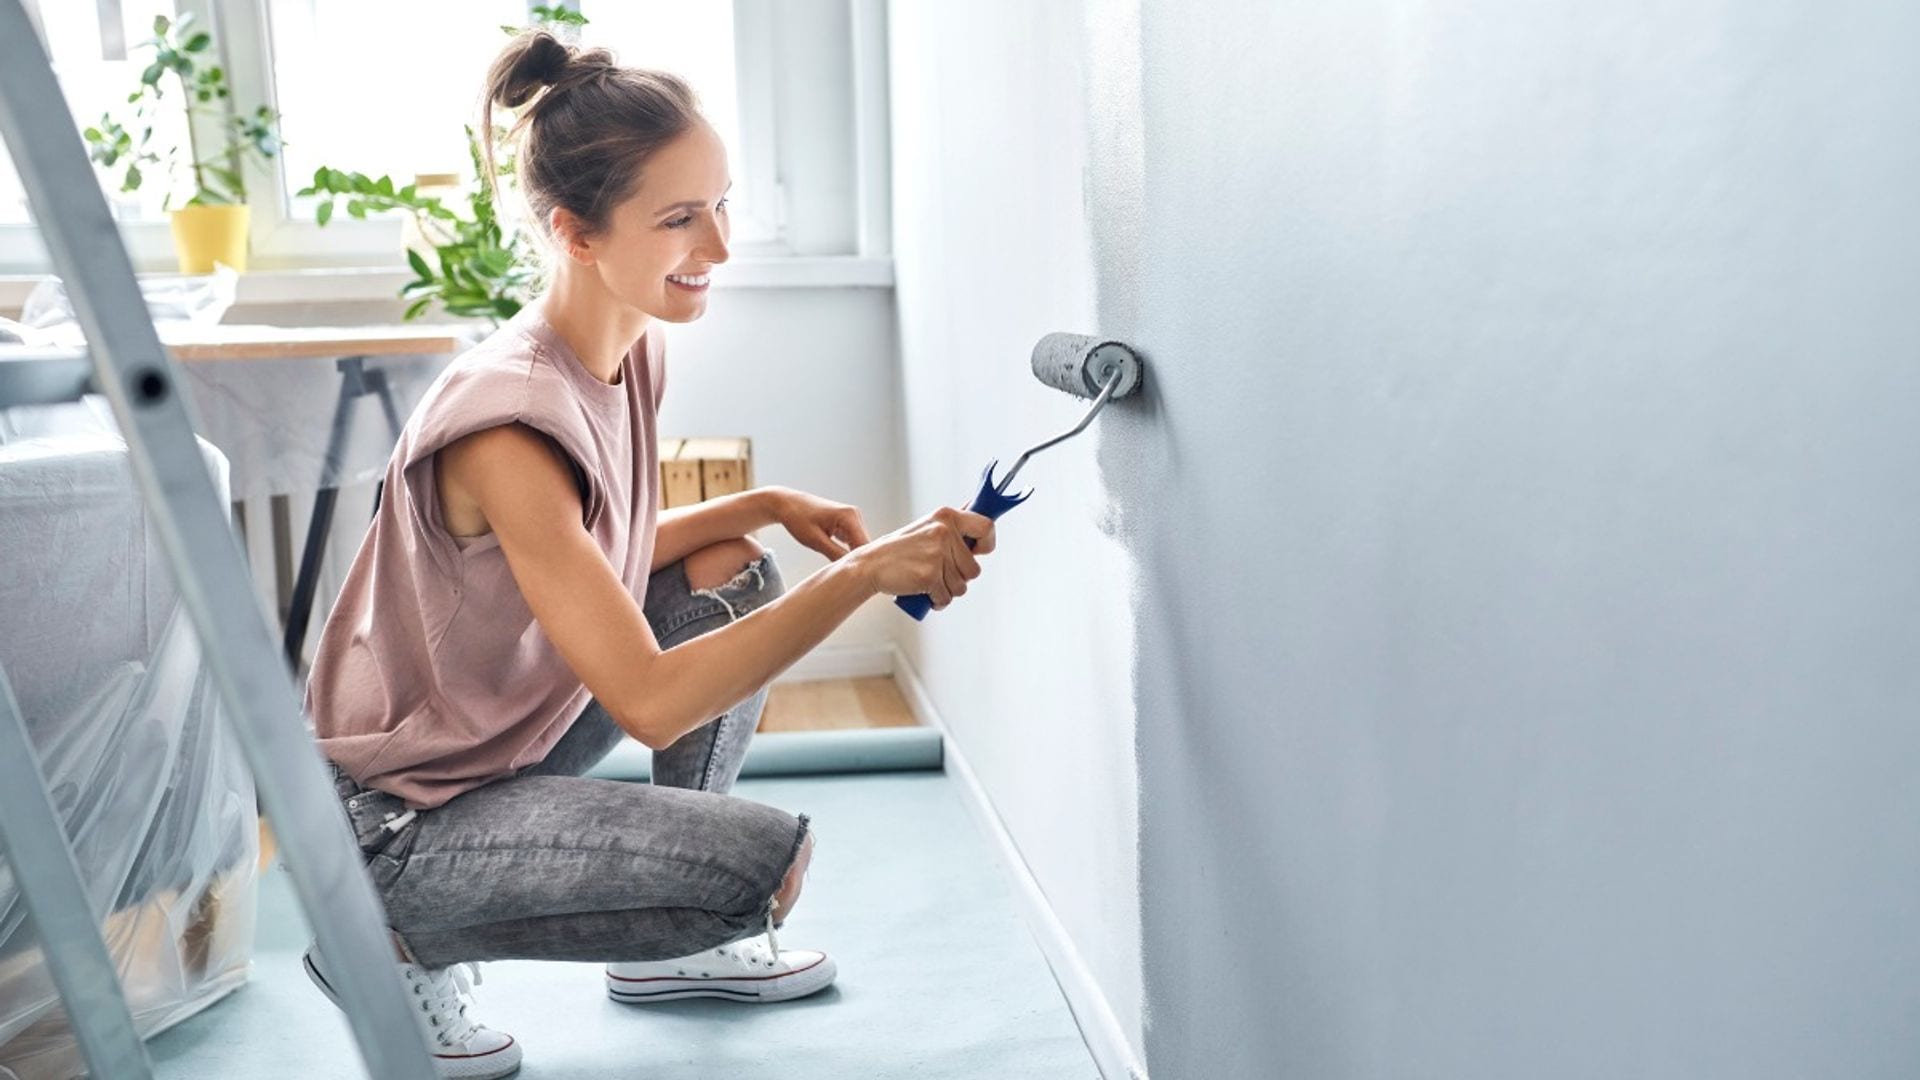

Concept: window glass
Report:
left=266, top=1, right=745, bottom=223
left=0, top=0, right=192, bottom=225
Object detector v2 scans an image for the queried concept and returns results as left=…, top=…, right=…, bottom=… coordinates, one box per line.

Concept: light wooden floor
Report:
left=758, top=676, right=918, bottom=732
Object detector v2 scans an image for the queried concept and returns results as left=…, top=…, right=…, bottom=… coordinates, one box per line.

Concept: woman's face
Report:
left=565, top=120, right=731, bottom=322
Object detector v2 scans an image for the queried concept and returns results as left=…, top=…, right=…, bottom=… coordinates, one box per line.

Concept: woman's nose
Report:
left=699, top=216, right=730, bottom=265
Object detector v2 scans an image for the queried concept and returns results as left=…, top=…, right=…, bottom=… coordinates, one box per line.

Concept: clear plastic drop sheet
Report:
left=0, top=336, right=458, bottom=503
left=8, top=270, right=466, bottom=500
left=0, top=429, right=259, bottom=1080
left=173, top=350, right=454, bottom=501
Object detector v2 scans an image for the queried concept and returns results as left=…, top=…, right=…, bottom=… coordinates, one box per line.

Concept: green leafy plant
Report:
left=502, top=5, right=587, bottom=35
left=299, top=128, right=537, bottom=321
left=301, top=11, right=587, bottom=323
left=82, top=13, right=282, bottom=208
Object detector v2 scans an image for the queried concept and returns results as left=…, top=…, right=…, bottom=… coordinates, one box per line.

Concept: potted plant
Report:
left=82, top=13, right=284, bottom=273
left=299, top=127, right=538, bottom=324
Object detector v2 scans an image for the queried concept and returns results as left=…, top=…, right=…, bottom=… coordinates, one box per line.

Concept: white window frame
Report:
left=0, top=0, right=890, bottom=281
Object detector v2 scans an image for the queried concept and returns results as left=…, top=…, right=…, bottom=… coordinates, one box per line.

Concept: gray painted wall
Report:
left=1114, top=1, right=1920, bottom=1077
left=842, top=0, right=1920, bottom=1073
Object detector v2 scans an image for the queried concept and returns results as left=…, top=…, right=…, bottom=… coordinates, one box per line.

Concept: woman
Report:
left=299, top=30, right=994, bottom=1078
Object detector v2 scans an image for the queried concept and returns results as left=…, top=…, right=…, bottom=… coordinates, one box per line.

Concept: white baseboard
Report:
left=888, top=645, right=1147, bottom=1080
left=774, top=642, right=895, bottom=683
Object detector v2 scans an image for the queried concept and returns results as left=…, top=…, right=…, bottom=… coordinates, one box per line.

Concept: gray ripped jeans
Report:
left=327, top=549, right=808, bottom=969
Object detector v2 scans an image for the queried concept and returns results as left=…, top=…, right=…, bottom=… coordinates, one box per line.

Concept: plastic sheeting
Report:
left=170, top=349, right=455, bottom=501
left=0, top=427, right=259, bottom=1080
left=5, top=270, right=463, bottom=500
left=15, top=266, right=240, bottom=332
left=0, top=350, right=456, bottom=502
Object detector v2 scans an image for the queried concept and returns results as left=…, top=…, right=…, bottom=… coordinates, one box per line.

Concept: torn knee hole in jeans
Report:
left=767, top=813, right=812, bottom=929
left=689, top=556, right=768, bottom=621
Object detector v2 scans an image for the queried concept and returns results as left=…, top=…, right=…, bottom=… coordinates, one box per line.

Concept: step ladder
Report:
left=0, top=4, right=436, bottom=1076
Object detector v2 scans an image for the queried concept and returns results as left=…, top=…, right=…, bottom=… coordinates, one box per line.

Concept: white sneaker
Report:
left=606, top=914, right=836, bottom=1005
left=303, top=943, right=522, bottom=1079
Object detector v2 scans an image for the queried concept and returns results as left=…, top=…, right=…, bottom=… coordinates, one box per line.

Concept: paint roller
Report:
left=895, top=332, right=1145, bottom=620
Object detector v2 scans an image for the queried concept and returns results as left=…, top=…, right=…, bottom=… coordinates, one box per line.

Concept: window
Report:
left=0, top=0, right=194, bottom=225
left=1, top=0, right=878, bottom=276
left=265, top=0, right=530, bottom=197
left=262, top=0, right=767, bottom=246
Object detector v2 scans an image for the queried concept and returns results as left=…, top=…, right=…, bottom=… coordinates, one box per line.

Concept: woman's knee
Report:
left=684, top=536, right=768, bottom=592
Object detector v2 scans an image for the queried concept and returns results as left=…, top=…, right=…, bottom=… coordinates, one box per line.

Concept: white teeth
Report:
left=667, top=274, right=710, bottom=286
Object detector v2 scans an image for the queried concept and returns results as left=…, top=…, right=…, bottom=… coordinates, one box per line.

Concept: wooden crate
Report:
left=658, top=436, right=754, bottom=507
left=657, top=438, right=703, bottom=508
left=679, top=436, right=753, bottom=499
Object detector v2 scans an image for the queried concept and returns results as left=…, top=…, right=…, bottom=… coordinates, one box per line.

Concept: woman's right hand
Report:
left=852, top=507, right=997, bottom=609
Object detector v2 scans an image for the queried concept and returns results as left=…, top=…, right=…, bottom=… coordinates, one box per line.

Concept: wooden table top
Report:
left=0, top=323, right=470, bottom=363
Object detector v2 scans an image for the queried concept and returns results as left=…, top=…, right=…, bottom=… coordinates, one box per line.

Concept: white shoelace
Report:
left=408, top=961, right=483, bottom=1049
left=712, top=909, right=783, bottom=972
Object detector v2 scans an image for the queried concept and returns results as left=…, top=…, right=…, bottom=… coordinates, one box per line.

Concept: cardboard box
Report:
left=679, top=436, right=753, bottom=499
left=657, top=438, right=703, bottom=508
left=658, top=436, right=753, bottom=506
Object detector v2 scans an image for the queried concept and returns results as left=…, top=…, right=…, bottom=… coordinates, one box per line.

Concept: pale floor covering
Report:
left=146, top=771, right=1099, bottom=1079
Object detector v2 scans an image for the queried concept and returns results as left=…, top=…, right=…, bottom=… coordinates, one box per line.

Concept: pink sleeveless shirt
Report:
left=305, top=301, right=663, bottom=809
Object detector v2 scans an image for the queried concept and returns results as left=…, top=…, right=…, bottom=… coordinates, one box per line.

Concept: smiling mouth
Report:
left=666, top=273, right=710, bottom=290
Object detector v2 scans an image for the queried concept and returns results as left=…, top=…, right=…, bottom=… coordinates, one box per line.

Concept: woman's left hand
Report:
left=768, top=487, right=872, bottom=562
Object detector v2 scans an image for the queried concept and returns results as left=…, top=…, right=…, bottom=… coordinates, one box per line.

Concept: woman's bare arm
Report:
left=651, top=488, right=776, bottom=573
left=439, top=423, right=876, bottom=750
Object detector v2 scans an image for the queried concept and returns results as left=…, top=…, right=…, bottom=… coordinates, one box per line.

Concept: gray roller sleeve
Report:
left=1030, top=332, right=1143, bottom=401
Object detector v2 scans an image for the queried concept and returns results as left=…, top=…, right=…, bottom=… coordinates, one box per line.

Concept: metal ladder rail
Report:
left=0, top=4, right=436, bottom=1077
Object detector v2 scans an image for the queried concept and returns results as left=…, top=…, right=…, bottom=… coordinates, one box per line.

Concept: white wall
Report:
left=887, top=0, right=1144, bottom=1069
left=652, top=285, right=905, bottom=659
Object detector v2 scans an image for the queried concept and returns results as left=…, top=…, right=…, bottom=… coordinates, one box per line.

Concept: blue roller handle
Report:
left=895, top=460, right=1031, bottom=620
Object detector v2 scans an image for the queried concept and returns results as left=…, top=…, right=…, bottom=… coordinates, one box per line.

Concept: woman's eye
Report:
left=665, top=199, right=729, bottom=229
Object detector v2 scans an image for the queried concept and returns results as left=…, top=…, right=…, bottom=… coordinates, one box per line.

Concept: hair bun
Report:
left=522, top=32, right=573, bottom=86
left=493, top=30, right=578, bottom=109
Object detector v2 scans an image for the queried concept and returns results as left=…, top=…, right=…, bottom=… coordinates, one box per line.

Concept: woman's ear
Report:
left=549, top=207, right=593, bottom=264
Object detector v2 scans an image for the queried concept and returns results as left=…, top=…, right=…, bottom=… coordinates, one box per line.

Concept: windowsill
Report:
left=0, top=256, right=894, bottom=311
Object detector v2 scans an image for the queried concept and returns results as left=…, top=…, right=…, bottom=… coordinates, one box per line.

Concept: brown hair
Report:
left=481, top=29, right=703, bottom=248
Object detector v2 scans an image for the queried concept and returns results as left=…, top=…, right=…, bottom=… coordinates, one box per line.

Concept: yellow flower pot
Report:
left=168, top=204, right=251, bottom=273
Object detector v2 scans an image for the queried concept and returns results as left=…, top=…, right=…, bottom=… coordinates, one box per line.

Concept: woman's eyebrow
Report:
left=655, top=181, right=734, bottom=215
